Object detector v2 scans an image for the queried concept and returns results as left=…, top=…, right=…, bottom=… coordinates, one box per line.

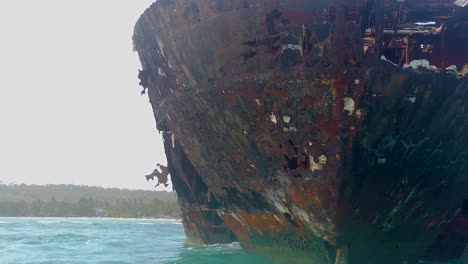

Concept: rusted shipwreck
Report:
left=133, top=0, right=468, bottom=263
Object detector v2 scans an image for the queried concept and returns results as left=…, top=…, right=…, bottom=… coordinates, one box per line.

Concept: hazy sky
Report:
left=0, top=0, right=171, bottom=190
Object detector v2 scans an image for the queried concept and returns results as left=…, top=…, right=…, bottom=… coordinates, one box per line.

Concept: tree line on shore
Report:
left=0, top=184, right=180, bottom=218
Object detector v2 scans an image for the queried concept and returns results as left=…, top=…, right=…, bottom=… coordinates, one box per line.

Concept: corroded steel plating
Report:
left=133, top=1, right=468, bottom=263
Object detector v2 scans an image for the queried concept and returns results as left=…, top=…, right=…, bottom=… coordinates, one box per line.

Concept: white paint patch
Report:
left=155, top=36, right=165, bottom=57
left=380, top=55, right=398, bottom=67
left=343, top=97, right=355, bottom=115
left=404, top=59, right=437, bottom=71
left=158, top=67, right=166, bottom=77
left=290, top=206, right=324, bottom=237
left=354, top=79, right=360, bottom=85
left=446, top=65, right=458, bottom=73
left=335, top=246, right=349, bottom=264
left=270, top=113, right=277, bottom=124
left=319, top=155, right=327, bottom=164
left=415, top=21, right=436, bottom=26
left=273, top=215, right=283, bottom=224
left=231, top=213, right=246, bottom=227
left=355, top=109, right=362, bottom=118
left=409, top=97, right=416, bottom=103
left=265, top=189, right=289, bottom=214
left=454, top=0, right=468, bottom=7
left=255, top=99, right=262, bottom=105
left=273, top=200, right=288, bottom=213
left=282, top=44, right=303, bottom=56
left=377, top=158, right=387, bottom=164
left=283, top=115, right=291, bottom=124
left=171, top=133, right=175, bottom=148
left=308, top=141, right=313, bottom=146
left=309, top=154, right=327, bottom=172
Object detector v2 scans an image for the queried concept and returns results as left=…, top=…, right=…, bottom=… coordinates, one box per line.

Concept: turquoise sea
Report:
left=0, top=217, right=273, bottom=264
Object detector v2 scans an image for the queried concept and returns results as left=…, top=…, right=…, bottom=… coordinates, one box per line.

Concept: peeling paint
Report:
left=158, top=67, right=166, bottom=77
left=270, top=113, right=278, bottom=124
left=446, top=65, right=457, bottom=73
left=309, top=155, right=327, bottom=172
left=319, top=155, right=327, bottom=164
left=355, top=109, right=362, bottom=118
left=343, top=97, right=355, bottom=115
left=155, top=36, right=165, bottom=57
left=404, top=60, right=437, bottom=71
left=282, top=44, right=303, bottom=56
left=282, top=127, right=298, bottom=132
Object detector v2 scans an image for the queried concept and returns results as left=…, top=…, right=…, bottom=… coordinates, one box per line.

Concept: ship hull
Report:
left=133, top=1, right=468, bottom=263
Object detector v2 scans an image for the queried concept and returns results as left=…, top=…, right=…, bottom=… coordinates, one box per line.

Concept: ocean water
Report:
left=0, top=217, right=273, bottom=264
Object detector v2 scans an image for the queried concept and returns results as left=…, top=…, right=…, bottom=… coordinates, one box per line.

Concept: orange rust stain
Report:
left=289, top=185, right=308, bottom=209
left=249, top=178, right=266, bottom=192
left=427, top=214, right=443, bottom=230
left=288, top=180, right=338, bottom=230
left=239, top=212, right=287, bottom=236
left=323, top=232, right=336, bottom=246
left=303, top=182, right=326, bottom=210
left=399, top=74, right=405, bottom=82
left=316, top=115, right=339, bottom=138
left=221, top=214, right=251, bottom=243
left=279, top=143, right=287, bottom=156
left=265, top=89, right=290, bottom=100
left=221, top=93, right=238, bottom=106
left=388, top=73, right=405, bottom=89
left=335, top=153, right=341, bottom=160
left=288, top=181, right=328, bottom=213
left=237, top=86, right=258, bottom=100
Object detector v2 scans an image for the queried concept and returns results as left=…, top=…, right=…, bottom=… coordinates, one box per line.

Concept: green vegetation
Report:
left=0, top=184, right=180, bottom=218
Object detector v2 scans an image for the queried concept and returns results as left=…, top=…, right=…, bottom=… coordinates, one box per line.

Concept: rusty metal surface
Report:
left=133, top=1, right=468, bottom=263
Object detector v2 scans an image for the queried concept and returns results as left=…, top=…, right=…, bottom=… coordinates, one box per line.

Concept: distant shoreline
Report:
left=0, top=216, right=182, bottom=221
left=0, top=184, right=181, bottom=219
